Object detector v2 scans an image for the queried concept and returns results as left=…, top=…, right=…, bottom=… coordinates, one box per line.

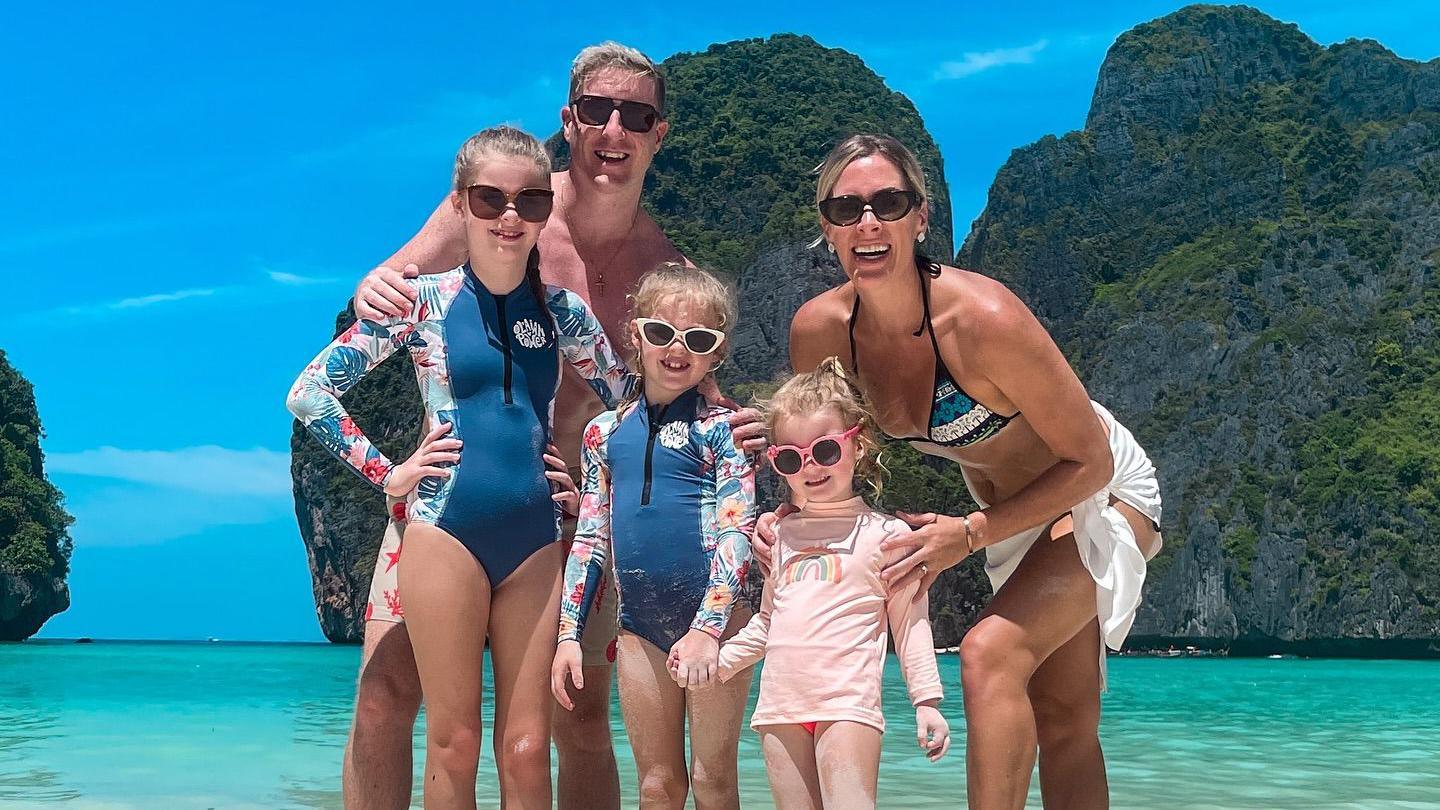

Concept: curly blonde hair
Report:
left=618, top=262, right=737, bottom=414
left=763, top=357, right=887, bottom=501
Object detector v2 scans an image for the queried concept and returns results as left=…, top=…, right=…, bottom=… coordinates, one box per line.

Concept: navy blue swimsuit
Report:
left=288, top=265, right=635, bottom=588
left=558, top=387, right=757, bottom=651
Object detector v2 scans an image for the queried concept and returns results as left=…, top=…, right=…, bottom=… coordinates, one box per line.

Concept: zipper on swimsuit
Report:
left=641, top=400, right=674, bottom=506
left=496, top=295, right=514, bottom=405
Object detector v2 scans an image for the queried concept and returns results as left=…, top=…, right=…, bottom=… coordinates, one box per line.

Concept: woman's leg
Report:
left=960, top=520, right=1098, bottom=810
left=396, top=523, right=491, bottom=810
left=1028, top=618, right=1105, bottom=809
left=616, top=632, right=689, bottom=809
left=487, top=541, right=564, bottom=810
left=758, top=726, right=822, bottom=810
left=1024, top=499, right=1158, bottom=810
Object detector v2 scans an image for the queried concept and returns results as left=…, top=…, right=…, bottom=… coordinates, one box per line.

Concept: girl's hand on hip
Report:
left=543, top=443, right=578, bottom=516
left=383, top=422, right=460, bottom=498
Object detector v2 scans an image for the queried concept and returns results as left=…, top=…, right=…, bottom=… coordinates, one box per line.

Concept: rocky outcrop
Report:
left=958, top=4, right=1440, bottom=652
left=1, top=573, right=69, bottom=641
left=0, top=349, right=72, bottom=640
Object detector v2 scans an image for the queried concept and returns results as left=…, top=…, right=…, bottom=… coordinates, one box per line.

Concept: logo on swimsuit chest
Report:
left=512, top=318, right=549, bottom=349
left=658, top=421, right=689, bottom=450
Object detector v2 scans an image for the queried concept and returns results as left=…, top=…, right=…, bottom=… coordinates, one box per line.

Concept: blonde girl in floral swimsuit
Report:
left=552, top=264, right=757, bottom=809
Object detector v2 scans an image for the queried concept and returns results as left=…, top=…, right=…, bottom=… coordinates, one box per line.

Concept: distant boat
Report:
left=75, top=638, right=93, bottom=644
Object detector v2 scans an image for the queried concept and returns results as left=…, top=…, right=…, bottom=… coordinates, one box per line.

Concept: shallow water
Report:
left=1, top=642, right=1436, bottom=808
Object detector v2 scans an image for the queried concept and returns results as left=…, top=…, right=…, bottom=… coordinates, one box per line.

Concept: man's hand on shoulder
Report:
left=354, top=263, right=420, bottom=321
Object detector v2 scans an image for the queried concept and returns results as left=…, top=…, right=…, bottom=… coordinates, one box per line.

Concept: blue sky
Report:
left=5, top=2, right=1436, bottom=642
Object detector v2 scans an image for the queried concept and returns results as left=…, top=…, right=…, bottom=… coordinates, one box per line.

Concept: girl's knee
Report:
left=428, top=721, right=483, bottom=775
left=497, top=729, right=551, bottom=788
left=638, top=764, right=688, bottom=807
left=689, top=758, right=738, bottom=803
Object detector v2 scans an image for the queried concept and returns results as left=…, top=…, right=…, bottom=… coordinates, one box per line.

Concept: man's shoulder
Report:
left=635, top=212, right=686, bottom=264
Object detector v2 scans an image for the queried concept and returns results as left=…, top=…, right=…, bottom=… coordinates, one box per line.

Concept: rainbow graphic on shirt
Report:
left=782, top=549, right=842, bottom=584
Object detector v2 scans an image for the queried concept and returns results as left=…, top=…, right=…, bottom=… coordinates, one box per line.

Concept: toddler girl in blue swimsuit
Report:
left=551, top=263, right=756, bottom=808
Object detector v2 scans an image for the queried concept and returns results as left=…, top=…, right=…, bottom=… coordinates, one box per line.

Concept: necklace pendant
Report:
left=596, top=273, right=606, bottom=295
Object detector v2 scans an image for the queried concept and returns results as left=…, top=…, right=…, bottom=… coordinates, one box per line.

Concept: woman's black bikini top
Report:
left=846, top=260, right=1017, bottom=448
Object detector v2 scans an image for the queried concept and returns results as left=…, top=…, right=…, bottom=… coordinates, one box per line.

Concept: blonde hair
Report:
left=570, top=42, right=666, bottom=114
left=452, top=124, right=551, bottom=191
left=810, top=134, right=931, bottom=250
left=450, top=125, right=553, bottom=319
left=619, top=263, right=737, bottom=414
left=763, top=357, right=887, bottom=500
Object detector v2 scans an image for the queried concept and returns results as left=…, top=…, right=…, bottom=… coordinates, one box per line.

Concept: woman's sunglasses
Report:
left=571, top=95, right=661, bottom=133
left=636, top=318, right=726, bottom=355
left=817, top=189, right=919, bottom=227
left=767, top=424, right=863, bottom=476
left=464, top=185, right=554, bottom=223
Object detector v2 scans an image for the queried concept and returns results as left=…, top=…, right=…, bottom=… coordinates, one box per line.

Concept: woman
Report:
left=747, top=134, right=1163, bottom=809
left=286, top=126, right=633, bottom=809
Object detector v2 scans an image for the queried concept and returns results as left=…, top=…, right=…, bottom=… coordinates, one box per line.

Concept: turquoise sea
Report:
left=1, top=642, right=1436, bottom=809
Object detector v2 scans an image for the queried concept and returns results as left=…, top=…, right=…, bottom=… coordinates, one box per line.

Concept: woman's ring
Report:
left=920, top=563, right=929, bottom=575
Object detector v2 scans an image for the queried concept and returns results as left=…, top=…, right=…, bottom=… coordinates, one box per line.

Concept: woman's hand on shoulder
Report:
left=880, top=510, right=978, bottom=600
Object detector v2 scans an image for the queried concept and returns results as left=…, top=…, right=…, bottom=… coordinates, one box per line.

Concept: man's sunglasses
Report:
left=817, top=189, right=920, bottom=227
left=464, top=185, right=555, bottom=223
left=571, top=94, right=661, bottom=133
left=636, top=318, right=726, bottom=355
left=767, top=424, right=863, bottom=476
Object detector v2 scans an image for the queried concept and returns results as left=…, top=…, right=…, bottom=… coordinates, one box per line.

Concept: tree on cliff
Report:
left=0, top=349, right=73, bottom=639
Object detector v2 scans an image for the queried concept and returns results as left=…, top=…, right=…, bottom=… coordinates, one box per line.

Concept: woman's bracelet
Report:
left=962, top=514, right=974, bottom=555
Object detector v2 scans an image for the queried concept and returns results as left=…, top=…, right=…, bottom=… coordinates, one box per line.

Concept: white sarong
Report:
left=964, top=401, right=1162, bottom=688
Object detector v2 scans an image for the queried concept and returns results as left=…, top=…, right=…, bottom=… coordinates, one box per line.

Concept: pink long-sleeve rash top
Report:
left=718, top=496, right=944, bottom=732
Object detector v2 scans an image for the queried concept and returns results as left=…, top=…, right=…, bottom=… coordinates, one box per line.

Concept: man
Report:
left=343, top=43, right=684, bottom=810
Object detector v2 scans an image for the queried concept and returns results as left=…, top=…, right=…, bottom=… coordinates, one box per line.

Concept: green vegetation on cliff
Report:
left=646, top=34, right=954, bottom=274
left=0, top=350, right=72, bottom=578
left=960, top=4, right=1440, bottom=639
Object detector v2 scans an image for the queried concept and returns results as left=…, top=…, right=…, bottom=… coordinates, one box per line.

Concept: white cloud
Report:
left=47, top=446, right=292, bottom=497
left=267, top=269, right=337, bottom=286
left=935, top=39, right=1050, bottom=79
left=110, top=287, right=219, bottom=309
left=30, top=265, right=344, bottom=322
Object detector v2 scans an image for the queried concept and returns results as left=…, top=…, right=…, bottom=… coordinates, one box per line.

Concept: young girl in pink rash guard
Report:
left=711, top=356, right=949, bottom=809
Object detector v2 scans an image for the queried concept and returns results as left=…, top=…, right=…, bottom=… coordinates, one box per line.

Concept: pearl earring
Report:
left=918, top=232, right=927, bottom=243
left=827, top=242, right=836, bottom=254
